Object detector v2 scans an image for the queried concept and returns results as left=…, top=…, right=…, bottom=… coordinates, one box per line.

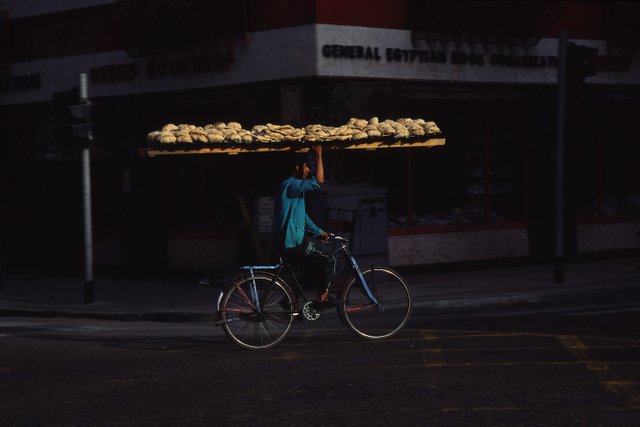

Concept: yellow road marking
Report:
left=401, top=329, right=640, bottom=345
left=399, top=344, right=640, bottom=355
left=375, top=361, right=640, bottom=368
left=557, top=335, right=640, bottom=410
left=420, top=331, right=442, bottom=386
left=440, top=406, right=540, bottom=412
left=281, top=351, right=300, bottom=361
left=421, top=331, right=443, bottom=366
left=105, top=379, right=138, bottom=386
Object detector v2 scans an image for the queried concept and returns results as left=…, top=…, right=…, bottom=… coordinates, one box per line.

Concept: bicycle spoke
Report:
left=221, top=274, right=294, bottom=350
left=235, top=285, right=256, bottom=309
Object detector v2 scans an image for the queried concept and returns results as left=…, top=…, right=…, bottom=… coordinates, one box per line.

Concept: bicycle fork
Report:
left=247, top=268, right=262, bottom=314
left=349, top=255, right=379, bottom=306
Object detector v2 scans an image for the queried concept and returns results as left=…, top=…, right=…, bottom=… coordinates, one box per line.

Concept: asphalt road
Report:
left=1, top=304, right=639, bottom=426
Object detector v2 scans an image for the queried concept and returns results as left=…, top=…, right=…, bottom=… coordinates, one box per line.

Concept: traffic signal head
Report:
left=51, top=86, right=95, bottom=142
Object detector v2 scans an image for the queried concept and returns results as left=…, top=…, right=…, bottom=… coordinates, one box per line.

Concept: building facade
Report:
left=1, top=0, right=639, bottom=273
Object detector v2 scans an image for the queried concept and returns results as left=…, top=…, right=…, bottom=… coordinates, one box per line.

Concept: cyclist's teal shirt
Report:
left=273, top=175, right=324, bottom=250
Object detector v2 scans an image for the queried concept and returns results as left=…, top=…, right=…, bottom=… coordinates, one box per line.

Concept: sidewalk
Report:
left=1, top=255, right=639, bottom=322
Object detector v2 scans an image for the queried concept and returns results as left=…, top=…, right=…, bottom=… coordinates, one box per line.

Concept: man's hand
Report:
left=319, top=231, right=329, bottom=243
left=314, top=145, right=322, bottom=156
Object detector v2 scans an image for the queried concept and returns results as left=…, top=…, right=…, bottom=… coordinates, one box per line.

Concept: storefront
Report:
left=1, top=0, right=639, bottom=273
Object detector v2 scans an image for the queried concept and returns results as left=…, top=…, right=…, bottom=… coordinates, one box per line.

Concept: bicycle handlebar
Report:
left=328, top=233, right=350, bottom=248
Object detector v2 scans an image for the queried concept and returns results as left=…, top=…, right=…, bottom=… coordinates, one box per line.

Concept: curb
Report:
left=0, top=308, right=216, bottom=323
left=414, top=283, right=640, bottom=313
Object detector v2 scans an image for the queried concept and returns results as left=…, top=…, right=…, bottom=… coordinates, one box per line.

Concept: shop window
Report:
left=577, top=99, right=640, bottom=219
left=163, top=154, right=293, bottom=237
left=380, top=101, right=527, bottom=231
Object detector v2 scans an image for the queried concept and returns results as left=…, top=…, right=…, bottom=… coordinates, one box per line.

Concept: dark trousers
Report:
left=284, top=235, right=337, bottom=292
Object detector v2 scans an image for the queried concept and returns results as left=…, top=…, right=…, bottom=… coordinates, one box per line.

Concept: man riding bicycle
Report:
left=272, top=145, right=336, bottom=307
left=219, top=145, right=412, bottom=349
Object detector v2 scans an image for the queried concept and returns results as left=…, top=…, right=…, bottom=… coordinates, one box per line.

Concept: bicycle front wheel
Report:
left=339, top=267, right=412, bottom=339
left=219, top=273, right=295, bottom=350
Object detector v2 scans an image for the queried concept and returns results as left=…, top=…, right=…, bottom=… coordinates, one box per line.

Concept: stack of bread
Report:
left=147, top=117, right=440, bottom=144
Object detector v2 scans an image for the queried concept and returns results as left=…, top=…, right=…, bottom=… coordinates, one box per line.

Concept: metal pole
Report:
left=80, top=73, right=94, bottom=302
left=554, top=30, right=567, bottom=283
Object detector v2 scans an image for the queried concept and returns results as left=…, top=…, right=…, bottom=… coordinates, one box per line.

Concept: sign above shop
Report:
left=316, top=25, right=637, bottom=85
left=322, top=43, right=562, bottom=69
left=0, top=72, right=41, bottom=94
left=1, top=24, right=638, bottom=106
left=89, top=50, right=235, bottom=85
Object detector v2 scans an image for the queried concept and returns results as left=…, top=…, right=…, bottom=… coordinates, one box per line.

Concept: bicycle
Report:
left=216, top=235, right=412, bottom=350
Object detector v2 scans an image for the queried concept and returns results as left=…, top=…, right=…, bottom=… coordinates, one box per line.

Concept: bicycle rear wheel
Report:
left=219, top=273, right=295, bottom=350
left=339, top=267, right=412, bottom=339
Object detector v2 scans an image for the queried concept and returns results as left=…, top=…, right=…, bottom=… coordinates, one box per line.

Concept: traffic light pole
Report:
left=554, top=30, right=567, bottom=284
left=79, top=73, right=94, bottom=303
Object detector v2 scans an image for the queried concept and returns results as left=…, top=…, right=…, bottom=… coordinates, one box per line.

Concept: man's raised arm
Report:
left=314, top=145, right=324, bottom=185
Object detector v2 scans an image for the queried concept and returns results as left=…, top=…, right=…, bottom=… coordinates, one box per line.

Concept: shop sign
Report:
left=146, top=51, right=234, bottom=79
left=322, top=43, right=632, bottom=72
left=90, top=63, right=139, bottom=84
left=0, top=72, right=41, bottom=93
left=322, top=43, right=558, bottom=69
left=89, top=51, right=235, bottom=85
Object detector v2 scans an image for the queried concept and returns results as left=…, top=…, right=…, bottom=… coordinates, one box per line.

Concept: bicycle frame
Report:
left=216, top=262, right=283, bottom=313
left=335, top=237, right=380, bottom=306
left=216, top=235, right=380, bottom=313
